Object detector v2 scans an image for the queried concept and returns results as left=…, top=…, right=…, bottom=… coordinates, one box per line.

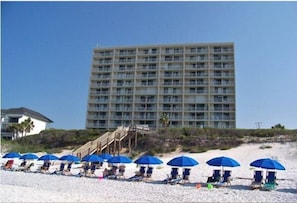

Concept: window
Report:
left=165, top=56, right=172, bottom=61
left=148, top=80, right=154, bottom=85
left=190, top=80, right=195, bottom=85
left=8, top=117, right=19, bottom=123
left=190, top=56, right=196, bottom=61
left=214, top=47, right=221, bottom=52
left=214, top=55, right=221, bottom=60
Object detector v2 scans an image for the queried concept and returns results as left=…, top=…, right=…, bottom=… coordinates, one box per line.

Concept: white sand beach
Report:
left=1, top=142, right=297, bottom=202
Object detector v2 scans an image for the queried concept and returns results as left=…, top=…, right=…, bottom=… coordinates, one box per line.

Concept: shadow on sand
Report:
left=276, top=188, right=297, bottom=194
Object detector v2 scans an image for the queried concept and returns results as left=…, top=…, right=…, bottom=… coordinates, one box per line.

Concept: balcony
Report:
left=87, top=115, right=108, bottom=120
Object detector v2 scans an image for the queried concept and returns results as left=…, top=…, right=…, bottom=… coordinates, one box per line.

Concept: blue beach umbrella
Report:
left=167, top=156, right=199, bottom=167
left=19, top=153, right=39, bottom=160
left=2, top=152, right=21, bottom=158
left=134, top=155, right=163, bottom=165
left=250, top=158, right=285, bottom=170
left=107, top=155, right=132, bottom=164
left=82, top=154, right=103, bottom=163
left=207, top=156, right=240, bottom=167
left=98, top=153, right=113, bottom=161
left=59, top=155, right=80, bottom=162
left=38, top=154, right=59, bottom=161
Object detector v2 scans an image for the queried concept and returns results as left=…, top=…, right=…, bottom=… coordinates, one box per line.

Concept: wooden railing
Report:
left=73, top=126, right=129, bottom=159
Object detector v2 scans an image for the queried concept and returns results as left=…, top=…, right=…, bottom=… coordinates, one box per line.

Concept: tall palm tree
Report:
left=22, top=118, right=35, bottom=137
left=7, top=123, right=22, bottom=140
left=159, top=113, right=170, bottom=128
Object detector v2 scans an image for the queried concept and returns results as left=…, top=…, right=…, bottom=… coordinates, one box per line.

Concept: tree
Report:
left=7, top=123, right=22, bottom=140
left=271, top=123, right=285, bottom=129
left=7, top=117, right=35, bottom=139
left=159, top=113, right=170, bottom=128
left=22, top=117, right=35, bottom=137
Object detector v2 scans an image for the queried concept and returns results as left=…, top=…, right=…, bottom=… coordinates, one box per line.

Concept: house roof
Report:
left=2, top=107, right=53, bottom=123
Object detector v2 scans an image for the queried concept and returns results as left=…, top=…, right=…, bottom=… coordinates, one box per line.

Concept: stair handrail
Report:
left=74, top=126, right=130, bottom=158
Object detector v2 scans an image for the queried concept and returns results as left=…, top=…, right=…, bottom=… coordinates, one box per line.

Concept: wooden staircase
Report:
left=73, top=126, right=130, bottom=159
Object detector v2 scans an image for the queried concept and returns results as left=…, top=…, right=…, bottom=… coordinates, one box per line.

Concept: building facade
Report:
left=1, top=107, right=53, bottom=139
left=86, top=42, right=236, bottom=129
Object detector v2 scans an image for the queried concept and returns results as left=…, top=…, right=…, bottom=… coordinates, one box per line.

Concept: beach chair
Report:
left=4, top=160, right=14, bottom=170
left=180, top=168, right=191, bottom=184
left=105, top=166, right=118, bottom=179
left=67, top=162, right=73, bottom=171
left=90, top=164, right=96, bottom=174
left=21, top=162, right=34, bottom=172
left=85, top=163, right=98, bottom=178
left=16, top=161, right=35, bottom=172
left=207, top=169, right=221, bottom=183
left=41, top=161, right=51, bottom=172
left=146, top=167, right=153, bottom=178
left=56, top=162, right=66, bottom=175
left=11, top=160, right=26, bottom=171
left=129, top=166, right=145, bottom=181
left=143, top=167, right=154, bottom=182
left=215, top=170, right=232, bottom=187
left=117, top=165, right=126, bottom=179
left=166, top=168, right=182, bottom=185
left=83, top=163, right=90, bottom=176
left=250, top=170, right=263, bottom=189
left=262, top=171, right=277, bottom=191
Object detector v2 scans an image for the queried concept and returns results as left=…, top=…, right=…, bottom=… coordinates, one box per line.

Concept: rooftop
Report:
left=2, top=107, right=53, bottom=123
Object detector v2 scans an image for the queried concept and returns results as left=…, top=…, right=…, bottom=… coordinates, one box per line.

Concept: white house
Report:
left=1, top=107, right=53, bottom=139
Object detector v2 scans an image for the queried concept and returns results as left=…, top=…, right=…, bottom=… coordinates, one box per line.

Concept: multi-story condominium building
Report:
left=86, top=42, right=236, bottom=130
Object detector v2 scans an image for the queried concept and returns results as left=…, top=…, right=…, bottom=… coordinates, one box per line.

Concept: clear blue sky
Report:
left=2, top=2, right=297, bottom=130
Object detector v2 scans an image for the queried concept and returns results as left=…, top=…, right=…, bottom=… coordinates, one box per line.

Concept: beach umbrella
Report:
left=107, top=155, right=132, bottom=164
left=134, top=155, right=163, bottom=165
left=82, top=154, right=103, bottom=163
left=250, top=158, right=285, bottom=170
left=98, top=153, right=113, bottom=161
left=2, top=152, right=21, bottom=158
left=206, top=156, right=240, bottom=167
left=19, top=153, right=39, bottom=160
left=167, top=156, right=199, bottom=167
left=38, top=154, right=59, bottom=161
left=59, top=155, right=80, bottom=162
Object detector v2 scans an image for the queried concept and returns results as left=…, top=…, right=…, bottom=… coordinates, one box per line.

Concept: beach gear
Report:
left=250, top=158, right=285, bottom=170
left=82, top=154, right=103, bottom=163
left=262, top=171, right=278, bottom=191
left=134, top=155, right=163, bottom=165
left=98, top=153, right=113, bottom=161
left=166, top=167, right=182, bottom=185
left=38, top=154, right=59, bottom=161
left=196, top=183, right=201, bottom=189
left=107, top=155, right=132, bottom=164
left=19, top=153, right=39, bottom=160
left=207, top=183, right=213, bottom=189
left=250, top=170, right=264, bottom=190
left=59, top=155, right=80, bottom=162
left=207, top=156, right=240, bottom=167
left=207, top=169, right=221, bottom=183
left=180, top=168, right=191, bottom=184
left=167, top=156, right=199, bottom=167
left=2, top=152, right=21, bottom=158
